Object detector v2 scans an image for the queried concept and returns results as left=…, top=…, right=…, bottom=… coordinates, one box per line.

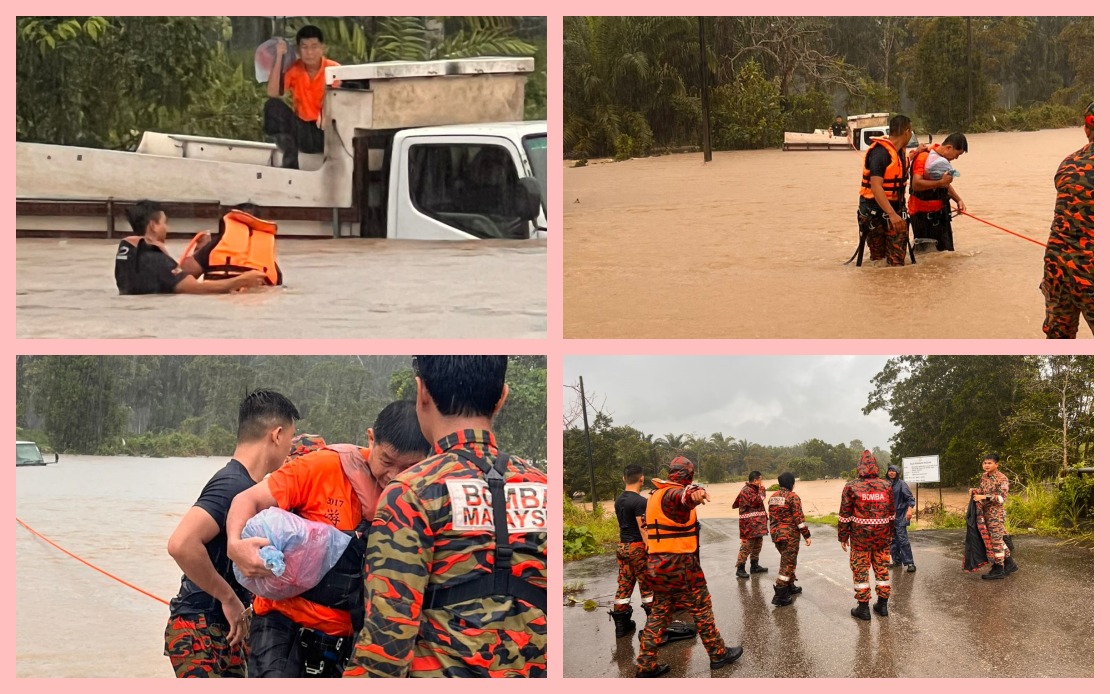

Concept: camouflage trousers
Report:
left=635, top=581, right=727, bottom=674
left=774, top=535, right=800, bottom=587
left=1041, top=269, right=1094, bottom=339
left=164, top=613, right=247, bottom=678
left=735, top=536, right=763, bottom=566
left=860, top=206, right=908, bottom=266
left=850, top=547, right=891, bottom=602
left=985, top=514, right=1012, bottom=564
left=614, top=542, right=652, bottom=613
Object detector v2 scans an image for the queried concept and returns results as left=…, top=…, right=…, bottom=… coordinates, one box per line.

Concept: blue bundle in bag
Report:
left=233, top=507, right=352, bottom=601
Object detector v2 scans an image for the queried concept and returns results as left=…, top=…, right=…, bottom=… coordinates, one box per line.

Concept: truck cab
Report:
left=16, top=441, right=57, bottom=467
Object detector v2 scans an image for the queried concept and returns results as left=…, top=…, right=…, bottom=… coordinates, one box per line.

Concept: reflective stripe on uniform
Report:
left=614, top=598, right=632, bottom=605
left=854, top=583, right=871, bottom=589
left=778, top=574, right=791, bottom=582
left=875, top=580, right=891, bottom=586
left=738, top=511, right=766, bottom=519
left=845, top=516, right=894, bottom=525
left=797, top=523, right=807, bottom=529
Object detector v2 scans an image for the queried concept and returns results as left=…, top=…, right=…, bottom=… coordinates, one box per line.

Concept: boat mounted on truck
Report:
left=16, top=57, right=547, bottom=241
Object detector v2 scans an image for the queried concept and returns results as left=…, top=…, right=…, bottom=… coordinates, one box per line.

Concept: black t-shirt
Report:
left=114, top=238, right=187, bottom=295
left=168, top=459, right=256, bottom=621
left=614, top=491, right=648, bottom=543
left=831, top=121, right=848, bottom=136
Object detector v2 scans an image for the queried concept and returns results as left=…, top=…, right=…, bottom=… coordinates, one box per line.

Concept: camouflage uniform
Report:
left=1041, top=139, right=1094, bottom=338
left=636, top=458, right=741, bottom=677
left=768, top=489, right=810, bottom=587
left=164, top=613, right=247, bottom=678
left=838, top=452, right=895, bottom=603
left=614, top=541, right=651, bottom=613
left=731, top=482, right=768, bottom=567
left=970, top=470, right=1011, bottom=565
left=343, top=430, right=546, bottom=678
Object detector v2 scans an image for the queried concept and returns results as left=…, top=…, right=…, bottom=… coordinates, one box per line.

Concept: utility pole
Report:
left=966, top=17, right=973, bottom=128
left=699, top=17, right=712, bottom=162
left=579, top=376, right=598, bottom=512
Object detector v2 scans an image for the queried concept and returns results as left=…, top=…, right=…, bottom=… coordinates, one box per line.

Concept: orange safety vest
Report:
left=644, top=480, right=698, bottom=555
left=859, top=138, right=907, bottom=203
left=202, top=211, right=280, bottom=285
left=907, top=145, right=947, bottom=215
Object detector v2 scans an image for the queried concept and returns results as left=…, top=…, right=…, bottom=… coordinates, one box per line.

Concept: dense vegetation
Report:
left=16, top=355, right=547, bottom=466
left=564, top=16, right=1092, bottom=158
left=17, top=16, right=546, bottom=150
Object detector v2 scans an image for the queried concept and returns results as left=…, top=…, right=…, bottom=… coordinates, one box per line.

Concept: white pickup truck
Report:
left=783, top=112, right=921, bottom=152
left=16, top=57, right=546, bottom=241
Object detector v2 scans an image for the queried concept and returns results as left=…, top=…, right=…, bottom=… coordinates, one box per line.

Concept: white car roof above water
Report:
left=397, top=121, right=546, bottom=139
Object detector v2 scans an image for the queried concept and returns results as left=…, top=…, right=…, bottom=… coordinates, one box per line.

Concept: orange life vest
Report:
left=859, top=138, right=907, bottom=203
left=907, top=144, right=948, bottom=215
left=203, top=211, right=280, bottom=285
left=644, top=480, right=698, bottom=555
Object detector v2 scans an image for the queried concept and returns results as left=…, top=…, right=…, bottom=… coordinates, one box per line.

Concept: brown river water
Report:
left=16, top=239, right=547, bottom=339
left=16, top=456, right=243, bottom=677
left=564, top=128, right=1092, bottom=339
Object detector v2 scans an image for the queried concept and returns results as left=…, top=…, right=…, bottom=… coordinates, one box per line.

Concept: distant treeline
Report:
left=564, top=16, right=1093, bottom=158
left=15, top=355, right=546, bottom=466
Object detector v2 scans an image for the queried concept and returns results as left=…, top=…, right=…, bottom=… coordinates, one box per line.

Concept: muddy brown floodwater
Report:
left=16, top=238, right=546, bottom=339
left=16, top=456, right=239, bottom=677
left=564, top=128, right=1092, bottom=339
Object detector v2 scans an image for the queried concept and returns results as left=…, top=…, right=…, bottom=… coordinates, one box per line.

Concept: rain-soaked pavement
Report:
left=563, top=518, right=1093, bottom=678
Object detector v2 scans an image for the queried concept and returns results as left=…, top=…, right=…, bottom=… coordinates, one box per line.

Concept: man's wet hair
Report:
left=413, top=356, right=508, bottom=418
left=943, top=132, right=968, bottom=152
left=230, top=202, right=261, bottom=216
left=296, top=25, right=325, bottom=45
left=127, top=200, right=165, bottom=234
left=373, top=400, right=430, bottom=455
left=624, top=465, right=644, bottom=484
left=984, top=453, right=1000, bottom=463
left=748, top=470, right=762, bottom=482
left=889, top=115, right=912, bottom=137
left=237, top=389, right=300, bottom=442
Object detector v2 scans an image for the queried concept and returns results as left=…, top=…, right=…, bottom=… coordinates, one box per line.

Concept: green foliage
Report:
left=563, top=495, right=620, bottom=561
left=970, top=103, right=1082, bottom=133
left=907, top=17, right=993, bottom=131
left=767, top=483, right=780, bottom=492
left=781, top=89, right=834, bottom=135
left=711, top=59, right=782, bottom=150
left=1053, top=476, right=1094, bottom=529
left=17, top=356, right=544, bottom=460
left=563, top=525, right=600, bottom=559
left=806, top=513, right=838, bottom=526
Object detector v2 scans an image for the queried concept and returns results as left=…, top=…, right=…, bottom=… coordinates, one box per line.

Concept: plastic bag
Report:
left=234, top=507, right=352, bottom=601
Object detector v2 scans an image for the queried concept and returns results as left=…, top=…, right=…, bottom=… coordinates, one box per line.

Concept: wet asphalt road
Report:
left=563, top=518, right=1094, bottom=678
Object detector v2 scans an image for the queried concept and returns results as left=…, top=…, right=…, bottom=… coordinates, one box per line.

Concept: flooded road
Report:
left=564, top=128, right=1092, bottom=339
left=16, top=238, right=546, bottom=339
left=563, top=518, right=1094, bottom=677
left=16, top=456, right=238, bottom=677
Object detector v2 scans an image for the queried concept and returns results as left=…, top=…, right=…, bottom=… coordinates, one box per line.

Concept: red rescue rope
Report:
left=16, top=517, right=170, bottom=605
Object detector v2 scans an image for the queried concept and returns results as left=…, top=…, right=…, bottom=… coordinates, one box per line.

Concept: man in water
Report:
left=1041, top=102, right=1094, bottom=338
left=856, top=115, right=915, bottom=266
left=164, top=390, right=299, bottom=677
left=908, top=133, right=967, bottom=252
left=115, top=200, right=265, bottom=295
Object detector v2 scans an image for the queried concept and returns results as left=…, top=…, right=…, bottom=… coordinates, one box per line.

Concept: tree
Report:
left=26, top=356, right=126, bottom=452
left=906, top=17, right=992, bottom=131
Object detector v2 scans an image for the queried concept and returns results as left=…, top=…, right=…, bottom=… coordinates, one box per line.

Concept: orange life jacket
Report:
left=203, top=211, right=280, bottom=285
left=644, top=480, right=698, bottom=555
left=859, top=138, right=907, bottom=203
left=907, top=144, right=948, bottom=214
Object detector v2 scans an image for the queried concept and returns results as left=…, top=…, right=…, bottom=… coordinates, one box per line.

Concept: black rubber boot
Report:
left=888, top=560, right=901, bottom=568
left=1004, top=557, right=1019, bottom=575
left=982, top=563, right=1006, bottom=580
left=608, top=609, right=636, bottom=637
left=873, top=597, right=889, bottom=617
left=735, top=561, right=750, bottom=579
left=635, top=664, right=671, bottom=678
left=788, top=581, right=802, bottom=595
left=771, top=584, right=793, bottom=607
left=851, top=601, right=872, bottom=621
left=749, top=560, right=769, bottom=574
left=906, top=564, right=917, bottom=573
left=663, top=622, right=697, bottom=645
left=710, top=645, right=744, bottom=670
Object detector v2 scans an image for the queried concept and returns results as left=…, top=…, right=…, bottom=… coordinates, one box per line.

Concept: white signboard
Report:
left=900, top=455, right=940, bottom=484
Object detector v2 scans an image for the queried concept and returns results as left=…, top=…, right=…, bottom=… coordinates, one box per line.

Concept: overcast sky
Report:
left=563, top=356, right=897, bottom=448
